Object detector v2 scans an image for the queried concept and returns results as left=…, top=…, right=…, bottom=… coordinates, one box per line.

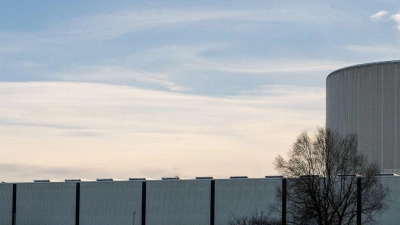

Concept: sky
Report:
left=1, top=1, right=400, bottom=182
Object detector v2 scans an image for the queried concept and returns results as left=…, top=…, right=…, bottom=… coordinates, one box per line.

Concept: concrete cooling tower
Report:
left=326, top=60, right=400, bottom=172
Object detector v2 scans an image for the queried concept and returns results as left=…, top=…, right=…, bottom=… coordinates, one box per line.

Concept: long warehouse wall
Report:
left=1, top=178, right=283, bottom=225
left=1, top=177, right=399, bottom=225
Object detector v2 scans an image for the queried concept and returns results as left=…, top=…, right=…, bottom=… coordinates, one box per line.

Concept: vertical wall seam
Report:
left=368, top=66, right=371, bottom=160
left=141, top=182, right=146, bottom=225
left=12, top=184, right=16, bottom=225
left=210, top=180, right=215, bottom=225
left=395, top=63, right=398, bottom=170
left=347, top=70, right=349, bottom=134
left=282, top=179, right=287, bottom=225
left=75, top=183, right=80, bottom=225
left=382, top=65, right=384, bottom=171
left=357, top=69, right=361, bottom=141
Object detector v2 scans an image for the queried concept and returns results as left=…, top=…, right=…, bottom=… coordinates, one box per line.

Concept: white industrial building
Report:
left=327, top=60, right=400, bottom=172
left=2, top=60, right=400, bottom=225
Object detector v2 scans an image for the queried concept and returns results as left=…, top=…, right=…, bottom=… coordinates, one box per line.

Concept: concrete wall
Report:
left=326, top=61, right=400, bottom=171
left=146, top=179, right=211, bottom=225
left=80, top=181, right=142, bottom=225
left=215, top=178, right=281, bottom=225
left=16, top=182, right=76, bottom=225
left=0, top=184, right=13, bottom=225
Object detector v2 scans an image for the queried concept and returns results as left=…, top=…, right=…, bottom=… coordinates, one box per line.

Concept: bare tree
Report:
left=228, top=211, right=281, bottom=225
left=274, top=128, right=388, bottom=225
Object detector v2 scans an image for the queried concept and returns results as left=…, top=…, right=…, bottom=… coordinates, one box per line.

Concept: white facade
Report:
left=327, top=61, right=400, bottom=171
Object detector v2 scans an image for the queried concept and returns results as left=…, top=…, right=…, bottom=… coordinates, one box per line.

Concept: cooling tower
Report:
left=327, top=60, right=400, bottom=172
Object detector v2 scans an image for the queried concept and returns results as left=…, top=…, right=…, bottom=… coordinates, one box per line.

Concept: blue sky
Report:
left=1, top=1, right=399, bottom=181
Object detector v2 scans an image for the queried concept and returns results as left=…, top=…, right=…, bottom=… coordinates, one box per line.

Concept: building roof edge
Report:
left=327, top=60, right=400, bottom=80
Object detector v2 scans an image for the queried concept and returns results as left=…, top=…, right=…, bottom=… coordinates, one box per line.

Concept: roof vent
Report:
left=65, top=179, right=81, bottom=182
left=34, top=179, right=50, bottom=182
left=96, top=178, right=113, bottom=181
left=196, top=176, right=214, bottom=179
left=162, top=176, right=180, bottom=180
left=230, top=176, right=248, bottom=179
left=129, top=178, right=146, bottom=181
left=265, top=175, right=284, bottom=179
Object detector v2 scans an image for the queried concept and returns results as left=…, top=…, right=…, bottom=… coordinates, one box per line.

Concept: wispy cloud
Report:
left=47, top=44, right=346, bottom=95
left=55, top=9, right=249, bottom=40
left=55, top=66, right=189, bottom=92
left=0, top=3, right=345, bottom=44
left=0, top=3, right=361, bottom=93
left=115, top=45, right=351, bottom=75
left=0, top=10, right=248, bottom=50
left=344, top=45, right=400, bottom=58
left=56, top=4, right=349, bottom=41
left=201, top=58, right=349, bottom=74
left=391, top=12, right=400, bottom=30
left=0, top=82, right=325, bottom=181
left=370, top=10, right=388, bottom=21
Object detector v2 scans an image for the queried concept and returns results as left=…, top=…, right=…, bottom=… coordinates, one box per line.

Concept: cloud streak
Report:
left=58, top=9, right=249, bottom=40
left=0, top=82, right=325, bottom=181
left=55, top=66, right=189, bottom=92
left=47, top=44, right=348, bottom=95
left=0, top=2, right=346, bottom=45
left=370, top=10, right=388, bottom=21
left=343, top=45, right=400, bottom=60
left=129, top=45, right=351, bottom=75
